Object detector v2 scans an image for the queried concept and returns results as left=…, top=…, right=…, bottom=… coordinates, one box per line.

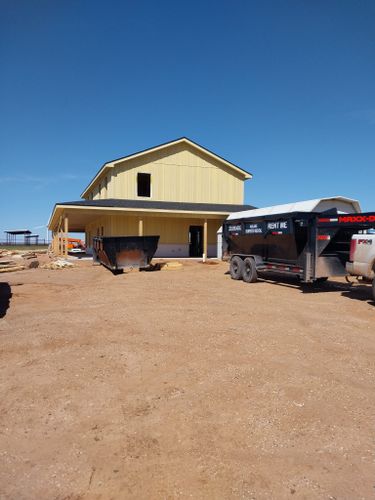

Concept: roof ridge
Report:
left=80, top=138, right=252, bottom=198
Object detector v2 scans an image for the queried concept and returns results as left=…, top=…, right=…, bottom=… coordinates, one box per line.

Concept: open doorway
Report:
left=189, top=225, right=203, bottom=257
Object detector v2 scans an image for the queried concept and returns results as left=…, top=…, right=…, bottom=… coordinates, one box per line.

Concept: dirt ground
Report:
left=0, top=259, right=374, bottom=499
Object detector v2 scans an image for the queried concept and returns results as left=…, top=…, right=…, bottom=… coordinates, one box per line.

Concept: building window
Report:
left=137, top=173, right=151, bottom=197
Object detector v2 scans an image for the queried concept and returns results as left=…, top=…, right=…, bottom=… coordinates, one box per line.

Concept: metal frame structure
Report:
left=4, top=230, right=32, bottom=245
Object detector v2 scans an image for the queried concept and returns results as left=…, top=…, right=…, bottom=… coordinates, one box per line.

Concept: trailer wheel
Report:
left=316, top=277, right=328, bottom=283
left=242, top=257, right=258, bottom=283
left=372, top=278, right=375, bottom=302
left=230, top=256, right=244, bottom=280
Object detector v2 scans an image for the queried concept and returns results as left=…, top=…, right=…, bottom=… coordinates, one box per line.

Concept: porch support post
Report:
left=138, top=218, right=143, bottom=237
left=64, top=216, right=69, bottom=257
left=203, top=218, right=208, bottom=263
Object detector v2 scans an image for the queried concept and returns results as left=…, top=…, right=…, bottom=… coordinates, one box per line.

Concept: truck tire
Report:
left=242, top=257, right=258, bottom=283
left=372, top=278, right=375, bottom=302
left=230, top=256, right=244, bottom=280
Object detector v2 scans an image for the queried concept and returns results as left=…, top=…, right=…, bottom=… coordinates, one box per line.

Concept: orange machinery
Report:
left=67, top=238, right=85, bottom=251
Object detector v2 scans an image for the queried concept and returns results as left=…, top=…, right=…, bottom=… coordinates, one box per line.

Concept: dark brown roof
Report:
left=57, top=198, right=256, bottom=213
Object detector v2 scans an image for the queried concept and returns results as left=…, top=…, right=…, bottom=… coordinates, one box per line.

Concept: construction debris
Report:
left=0, top=259, right=26, bottom=273
left=0, top=260, right=16, bottom=267
left=0, top=250, right=12, bottom=258
left=21, top=251, right=38, bottom=259
left=41, top=259, right=74, bottom=270
left=161, top=261, right=183, bottom=271
left=0, top=263, right=25, bottom=273
left=28, top=260, right=40, bottom=269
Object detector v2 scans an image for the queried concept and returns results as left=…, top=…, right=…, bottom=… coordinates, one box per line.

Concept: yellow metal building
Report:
left=48, top=137, right=253, bottom=258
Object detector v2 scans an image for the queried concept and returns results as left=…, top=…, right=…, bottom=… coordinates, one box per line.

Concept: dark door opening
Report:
left=189, top=225, right=203, bottom=257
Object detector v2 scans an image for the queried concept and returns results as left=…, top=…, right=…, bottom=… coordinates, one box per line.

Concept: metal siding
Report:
left=86, top=214, right=222, bottom=246
left=91, top=143, right=244, bottom=204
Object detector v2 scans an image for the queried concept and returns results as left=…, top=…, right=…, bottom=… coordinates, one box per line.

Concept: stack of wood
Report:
left=21, top=251, right=38, bottom=259
left=0, top=249, right=12, bottom=258
left=0, top=260, right=25, bottom=273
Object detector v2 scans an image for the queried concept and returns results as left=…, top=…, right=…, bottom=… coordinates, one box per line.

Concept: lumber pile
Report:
left=0, top=260, right=25, bottom=273
left=21, top=251, right=38, bottom=259
left=0, top=249, right=13, bottom=258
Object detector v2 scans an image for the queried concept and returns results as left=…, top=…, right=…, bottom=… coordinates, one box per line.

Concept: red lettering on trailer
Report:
left=339, top=215, right=375, bottom=224
left=358, top=239, right=372, bottom=245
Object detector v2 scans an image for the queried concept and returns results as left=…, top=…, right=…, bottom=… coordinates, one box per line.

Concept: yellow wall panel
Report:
left=85, top=214, right=223, bottom=245
left=90, top=143, right=245, bottom=204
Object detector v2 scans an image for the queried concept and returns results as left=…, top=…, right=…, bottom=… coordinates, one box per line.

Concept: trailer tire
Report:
left=316, top=277, right=328, bottom=283
left=242, top=257, right=258, bottom=283
left=230, top=256, right=244, bottom=280
left=372, top=278, right=375, bottom=302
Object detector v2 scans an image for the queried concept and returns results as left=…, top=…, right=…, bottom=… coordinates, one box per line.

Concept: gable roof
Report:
left=80, top=137, right=252, bottom=198
left=227, top=196, right=361, bottom=220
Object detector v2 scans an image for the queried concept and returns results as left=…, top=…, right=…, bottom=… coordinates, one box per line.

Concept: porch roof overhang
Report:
left=48, top=199, right=255, bottom=232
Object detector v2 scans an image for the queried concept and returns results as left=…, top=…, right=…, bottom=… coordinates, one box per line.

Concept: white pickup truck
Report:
left=346, top=233, right=375, bottom=300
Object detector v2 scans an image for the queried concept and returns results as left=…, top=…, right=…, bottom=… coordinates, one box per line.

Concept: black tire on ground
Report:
left=242, top=257, right=258, bottom=283
left=372, top=277, right=375, bottom=302
left=113, top=268, right=124, bottom=275
left=315, top=277, right=328, bottom=283
left=230, top=256, right=244, bottom=280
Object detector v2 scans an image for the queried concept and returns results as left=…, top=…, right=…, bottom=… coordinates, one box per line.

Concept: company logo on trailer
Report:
left=338, top=215, right=375, bottom=224
left=358, top=239, right=373, bottom=245
left=318, top=214, right=375, bottom=225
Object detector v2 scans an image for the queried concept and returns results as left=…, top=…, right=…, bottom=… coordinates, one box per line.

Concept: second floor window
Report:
left=137, top=173, right=151, bottom=197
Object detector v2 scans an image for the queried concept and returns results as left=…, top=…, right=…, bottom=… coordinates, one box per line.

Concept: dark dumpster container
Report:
left=93, top=235, right=160, bottom=272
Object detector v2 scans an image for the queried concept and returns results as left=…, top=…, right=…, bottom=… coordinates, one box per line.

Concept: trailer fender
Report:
left=251, top=255, right=264, bottom=267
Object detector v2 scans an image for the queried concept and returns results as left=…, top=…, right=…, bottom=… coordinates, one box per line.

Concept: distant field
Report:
left=0, top=245, right=49, bottom=251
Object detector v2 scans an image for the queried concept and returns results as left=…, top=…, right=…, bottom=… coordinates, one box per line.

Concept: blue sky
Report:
left=1, top=0, right=374, bottom=239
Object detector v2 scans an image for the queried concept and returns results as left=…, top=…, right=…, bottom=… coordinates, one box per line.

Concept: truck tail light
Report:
left=349, top=238, right=357, bottom=262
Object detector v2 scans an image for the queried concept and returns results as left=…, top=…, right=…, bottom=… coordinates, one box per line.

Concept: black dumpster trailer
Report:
left=223, top=210, right=375, bottom=283
left=93, top=235, right=159, bottom=273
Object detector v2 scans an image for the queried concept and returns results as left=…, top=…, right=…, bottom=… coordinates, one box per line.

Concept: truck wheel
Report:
left=243, top=257, right=258, bottom=283
left=230, top=256, right=244, bottom=280
left=372, top=278, right=375, bottom=302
